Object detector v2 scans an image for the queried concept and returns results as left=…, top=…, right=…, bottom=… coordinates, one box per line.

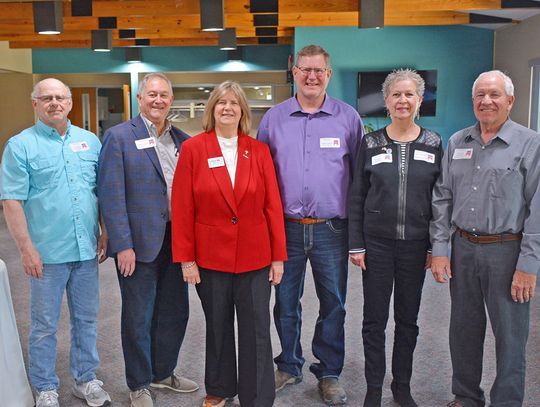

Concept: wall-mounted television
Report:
left=357, top=69, right=437, bottom=117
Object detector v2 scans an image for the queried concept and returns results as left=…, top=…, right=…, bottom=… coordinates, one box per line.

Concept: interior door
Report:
left=69, top=87, right=97, bottom=134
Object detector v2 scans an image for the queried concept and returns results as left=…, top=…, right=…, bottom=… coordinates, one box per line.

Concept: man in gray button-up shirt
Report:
left=430, top=70, right=540, bottom=407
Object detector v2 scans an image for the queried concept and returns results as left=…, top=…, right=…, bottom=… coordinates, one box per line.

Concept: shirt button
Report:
left=481, top=146, right=486, bottom=149
left=471, top=208, right=475, bottom=211
left=476, top=165, right=481, bottom=170
left=231, top=217, right=238, bottom=224
left=472, top=186, right=477, bottom=191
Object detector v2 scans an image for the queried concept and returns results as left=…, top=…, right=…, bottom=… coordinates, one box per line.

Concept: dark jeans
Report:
left=362, top=235, right=428, bottom=387
left=196, top=267, right=275, bottom=407
left=450, top=233, right=529, bottom=407
left=274, top=219, right=349, bottom=379
left=116, top=224, right=189, bottom=390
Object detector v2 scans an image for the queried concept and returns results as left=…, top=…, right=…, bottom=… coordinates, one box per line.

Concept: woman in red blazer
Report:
left=171, top=81, right=287, bottom=407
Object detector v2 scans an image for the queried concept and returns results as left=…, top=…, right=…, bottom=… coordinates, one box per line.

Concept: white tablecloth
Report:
left=0, top=259, right=34, bottom=406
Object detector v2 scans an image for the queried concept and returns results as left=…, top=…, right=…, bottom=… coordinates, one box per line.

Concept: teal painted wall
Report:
left=32, top=45, right=291, bottom=73
left=294, top=26, right=494, bottom=141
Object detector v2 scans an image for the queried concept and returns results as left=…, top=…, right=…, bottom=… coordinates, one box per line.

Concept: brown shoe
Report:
left=202, top=395, right=226, bottom=407
left=318, top=378, right=347, bottom=406
left=446, top=401, right=465, bottom=407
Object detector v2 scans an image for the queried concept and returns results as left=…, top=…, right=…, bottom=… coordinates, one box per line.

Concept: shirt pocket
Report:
left=78, top=152, right=99, bottom=185
left=489, top=168, right=522, bottom=200
left=28, top=158, right=59, bottom=190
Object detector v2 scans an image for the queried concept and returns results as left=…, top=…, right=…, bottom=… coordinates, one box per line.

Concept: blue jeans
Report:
left=274, top=219, right=348, bottom=379
left=29, top=258, right=100, bottom=392
left=116, top=225, right=189, bottom=390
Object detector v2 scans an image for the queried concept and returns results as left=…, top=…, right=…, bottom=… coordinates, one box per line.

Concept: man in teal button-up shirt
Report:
left=0, top=78, right=111, bottom=407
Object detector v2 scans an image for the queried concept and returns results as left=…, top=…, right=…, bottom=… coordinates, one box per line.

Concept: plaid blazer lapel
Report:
left=131, top=115, right=165, bottom=182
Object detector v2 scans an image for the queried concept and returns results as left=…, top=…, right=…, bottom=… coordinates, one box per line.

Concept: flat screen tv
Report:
left=357, top=69, right=437, bottom=117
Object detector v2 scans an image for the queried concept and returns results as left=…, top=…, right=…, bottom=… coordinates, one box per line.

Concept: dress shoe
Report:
left=202, top=395, right=226, bottom=407
left=446, top=401, right=465, bottom=407
left=391, top=381, right=418, bottom=407
left=363, top=386, right=382, bottom=407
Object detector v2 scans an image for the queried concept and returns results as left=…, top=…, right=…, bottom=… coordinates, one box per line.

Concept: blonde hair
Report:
left=202, top=81, right=252, bottom=135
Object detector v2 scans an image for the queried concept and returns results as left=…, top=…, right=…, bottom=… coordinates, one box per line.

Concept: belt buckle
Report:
left=468, top=231, right=480, bottom=243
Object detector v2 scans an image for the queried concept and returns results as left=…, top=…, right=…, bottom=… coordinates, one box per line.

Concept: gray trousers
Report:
left=450, top=233, right=530, bottom=407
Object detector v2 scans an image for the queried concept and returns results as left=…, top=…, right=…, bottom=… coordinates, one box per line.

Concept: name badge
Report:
left=70, top=141, right=90, bottom=152
left=372, top=153, right=393, bottom=165
left=320, top=138, right=341, bottom=148
left=414, top=150, right=436, bottom=164
left=453, top=148, right=473, bottom=160
left=208, top=156, right=225, bottom=168
left=135, top=137, right=156, bottom=150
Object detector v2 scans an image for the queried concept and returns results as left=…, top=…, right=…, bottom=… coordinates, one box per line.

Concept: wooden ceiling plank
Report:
left=279, top=0, right=357, bottom=13
left=385, top=0, right=501, bottom=13
left=279, top=12, right=358, bottom=27
left=385, top=10, right=471, bottom=25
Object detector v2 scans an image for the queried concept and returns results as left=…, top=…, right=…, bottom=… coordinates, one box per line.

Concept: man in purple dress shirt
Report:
left=257, top=44, right=363, bottom=405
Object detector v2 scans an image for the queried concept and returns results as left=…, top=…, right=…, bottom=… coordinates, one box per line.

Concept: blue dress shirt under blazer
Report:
left=98, top=114, right=190, bottom=262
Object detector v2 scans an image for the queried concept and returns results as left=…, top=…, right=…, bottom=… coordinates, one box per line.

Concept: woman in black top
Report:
left=349, top=69, right=443, bottom=407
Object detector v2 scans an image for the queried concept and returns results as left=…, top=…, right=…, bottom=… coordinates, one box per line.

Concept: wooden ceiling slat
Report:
left=385, top=0, right=501, bottom=13
left=385, top=10, right=471, bottom=26
left=279, top=12, right=358, bottom=27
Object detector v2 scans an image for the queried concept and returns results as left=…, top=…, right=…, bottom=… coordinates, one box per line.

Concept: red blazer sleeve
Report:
left=260, top=142, right=288, bottom=261
left=171, top=138, right=195, bottom=263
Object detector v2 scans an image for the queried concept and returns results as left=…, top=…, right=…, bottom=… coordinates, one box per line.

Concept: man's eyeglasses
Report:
left=295, top=66, right=328, bottom=77
left=34, top=95, right=71, bottom=103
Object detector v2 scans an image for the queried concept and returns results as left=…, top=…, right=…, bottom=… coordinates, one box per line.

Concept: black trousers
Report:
left=362, top=235, right=428, bottom=387
left=196, top=266, right=275, bottom=407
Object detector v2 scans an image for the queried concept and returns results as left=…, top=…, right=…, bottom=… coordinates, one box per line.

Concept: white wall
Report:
left=495, top=14, right=540, bottom=127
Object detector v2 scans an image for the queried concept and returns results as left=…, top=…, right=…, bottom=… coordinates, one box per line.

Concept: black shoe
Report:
left=363, top=386, right=382, bottom=407
left=391, top=381, right=418, bottom=407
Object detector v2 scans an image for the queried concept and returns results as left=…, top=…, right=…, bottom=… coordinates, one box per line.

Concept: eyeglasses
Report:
left=34, top=95, right=71, bottom=103
left=295, top=66, right=328, bottom=77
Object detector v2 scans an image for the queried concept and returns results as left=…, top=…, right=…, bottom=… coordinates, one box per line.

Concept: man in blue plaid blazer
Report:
left=98, top=73, right=197, bottom=407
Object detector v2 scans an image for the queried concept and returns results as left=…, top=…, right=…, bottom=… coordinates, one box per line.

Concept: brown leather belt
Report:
left=456, top=228, right=522, bottom=244
left=286, top=217, right=327, bottom=225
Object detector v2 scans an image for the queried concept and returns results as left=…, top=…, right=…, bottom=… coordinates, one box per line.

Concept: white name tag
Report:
left=453, top=148, right=473, bottom=160
left=372, top=153, right=393, bottom=165
left=208, top=156, right=225, bottom=168
left=320, top=138, right=341, bottom=148
left=414, top=150, right=436, bottom=164
left=70, top=141, right=90, bottom=152
left=135, top=137, right=156, bottom=150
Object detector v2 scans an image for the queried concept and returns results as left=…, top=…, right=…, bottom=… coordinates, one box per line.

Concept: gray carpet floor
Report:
left=1, top=212, right=539, bottom=407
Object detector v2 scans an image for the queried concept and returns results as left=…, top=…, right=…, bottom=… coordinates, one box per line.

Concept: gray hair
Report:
left=31, top=78, right=71, bottom=99
left=138, top=73, right=173, bottom=96
left=472, top=70, right=514, bottom=97
left=295, top=44, right=330, bottom=67
left=382, top=69, right=425, bottom=99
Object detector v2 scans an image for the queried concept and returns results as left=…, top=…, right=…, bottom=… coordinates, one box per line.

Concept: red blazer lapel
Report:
left=234, top=134, right=252, bottom=205
left=204, top=130, right=237, bottom=214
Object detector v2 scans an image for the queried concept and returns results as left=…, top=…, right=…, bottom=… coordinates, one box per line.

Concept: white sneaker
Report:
left=130, top=388, right=154, bottom=407
left=72, top=379, right=112, bottom=407
left=36, top=390, right=59, bottom=407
